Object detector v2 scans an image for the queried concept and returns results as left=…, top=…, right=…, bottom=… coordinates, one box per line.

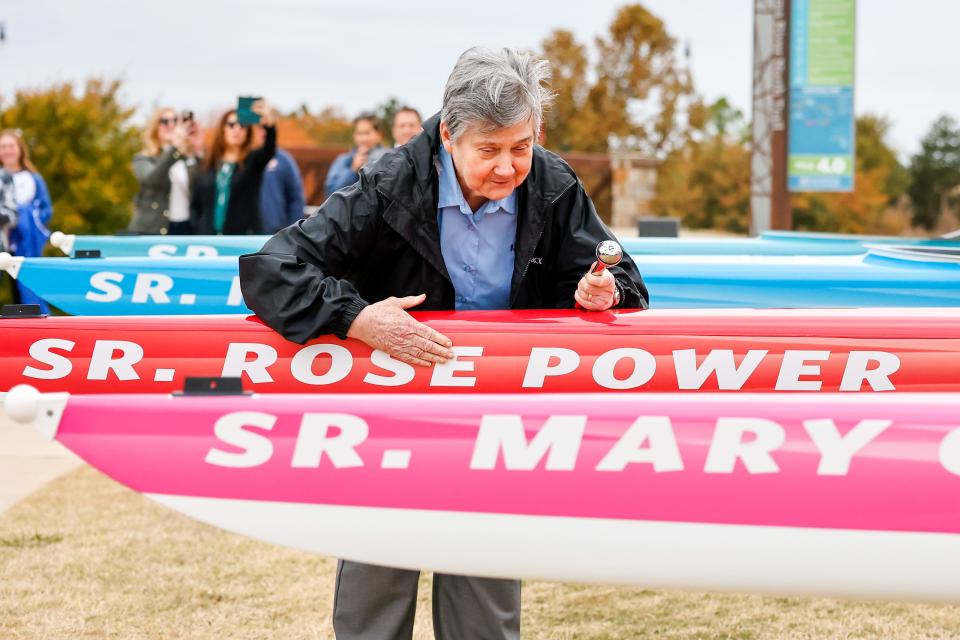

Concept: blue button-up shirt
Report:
left=437, top=145, right=517, bottom=311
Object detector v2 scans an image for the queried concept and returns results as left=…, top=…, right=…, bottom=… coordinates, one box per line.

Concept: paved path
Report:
left=0, top=394, right=83, bottom=516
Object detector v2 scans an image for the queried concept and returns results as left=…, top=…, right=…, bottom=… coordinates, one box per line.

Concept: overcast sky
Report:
left=2, top=0, right=958, bottom=156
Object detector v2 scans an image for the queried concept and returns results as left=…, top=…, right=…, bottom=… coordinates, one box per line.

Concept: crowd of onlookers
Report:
left=0, top=103, right=423, bottom=305
left=129, top=102, right=423, bottom=236
left=324, top=106, right=422, bottom=195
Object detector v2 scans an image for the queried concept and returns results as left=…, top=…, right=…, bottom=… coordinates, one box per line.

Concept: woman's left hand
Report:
left=252, top=99, right=277, bottom=127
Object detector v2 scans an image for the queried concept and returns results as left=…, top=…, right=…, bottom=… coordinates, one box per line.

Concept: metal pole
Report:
left=751, top=0, right=792, bottom=233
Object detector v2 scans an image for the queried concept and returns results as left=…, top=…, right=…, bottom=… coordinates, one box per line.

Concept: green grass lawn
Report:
left=1, top=466, right=958, bottom=639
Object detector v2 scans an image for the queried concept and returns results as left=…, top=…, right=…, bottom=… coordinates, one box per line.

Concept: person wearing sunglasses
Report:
left=128, top=107, right=194, bottom=234
left=190, top=100, right=277, bottom=235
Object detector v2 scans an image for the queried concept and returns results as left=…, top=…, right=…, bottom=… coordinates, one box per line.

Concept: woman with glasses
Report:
left=128, top=107, right=195, bottom=234
left=190, top=100, right=276, bottom=235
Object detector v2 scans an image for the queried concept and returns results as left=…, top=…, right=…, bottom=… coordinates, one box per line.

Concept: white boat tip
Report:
left=0, top=252, right=23, bottom=278
left=4, top=384, right=41, bottom=423
left=48, top=231, right=75, bottom=254
left=2, top=385, right=68, bottom=440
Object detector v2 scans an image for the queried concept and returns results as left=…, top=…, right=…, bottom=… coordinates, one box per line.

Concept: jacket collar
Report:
left=374, top=113, right=577, bottom=299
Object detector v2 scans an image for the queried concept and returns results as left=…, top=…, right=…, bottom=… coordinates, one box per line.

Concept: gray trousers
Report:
left=332, top=560, right=521, bottom=640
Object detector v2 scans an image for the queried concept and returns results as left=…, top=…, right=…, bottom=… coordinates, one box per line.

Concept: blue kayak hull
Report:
left=11, top=257, right=250, bottom=315
left=8, top=250, right=960, bottom=315
left=56, top=232, right=957, bottom=259
left=621, top=235, right=958, bottom=256
left=639, top=253, right=960, bottom=308
left=52, top=234, right=266, bottom=258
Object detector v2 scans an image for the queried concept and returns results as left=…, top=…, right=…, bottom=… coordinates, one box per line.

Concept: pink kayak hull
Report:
left=8, top=388, right=960, bottom=601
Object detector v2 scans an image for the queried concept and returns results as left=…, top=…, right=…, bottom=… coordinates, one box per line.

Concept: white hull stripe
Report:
left=149, top=493, right=960, bottom=602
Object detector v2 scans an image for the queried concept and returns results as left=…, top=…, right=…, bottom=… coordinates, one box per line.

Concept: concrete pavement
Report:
left=0, top=393, right=83, bottom=515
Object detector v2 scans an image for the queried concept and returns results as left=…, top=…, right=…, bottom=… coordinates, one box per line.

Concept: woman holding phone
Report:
left=190, top=99, right=277, bottom=235
left=129, top=107, right=195, bottom=234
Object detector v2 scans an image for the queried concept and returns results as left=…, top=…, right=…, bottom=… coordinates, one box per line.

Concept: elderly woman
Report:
left=240, top=47, right=648, bottom=640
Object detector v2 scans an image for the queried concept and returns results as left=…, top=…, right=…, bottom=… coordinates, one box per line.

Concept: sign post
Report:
left=750, top=0, right=792, bottom=233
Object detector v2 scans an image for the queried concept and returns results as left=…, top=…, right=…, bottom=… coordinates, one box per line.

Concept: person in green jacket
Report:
left=128, top=107, right=200, bottom=234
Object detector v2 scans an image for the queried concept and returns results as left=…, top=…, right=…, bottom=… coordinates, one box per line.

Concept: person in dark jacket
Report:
left=190, top=101, right=277, bottom=235
left=240, top=47, right=647, bottom=640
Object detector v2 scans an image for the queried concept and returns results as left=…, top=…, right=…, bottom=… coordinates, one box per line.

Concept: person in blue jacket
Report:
left=0, top=129, right=53, bottom=312
left=252, top=124, right=306, bottom=233
left=323, top=113, right=387, bottom=197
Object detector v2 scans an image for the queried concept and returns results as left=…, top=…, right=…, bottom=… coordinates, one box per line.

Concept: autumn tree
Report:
left=653, top=98, right=751, bottom=233
left=541, top=4, right=704, bottom=155
left=907, top=115, right=960, bottom=230
left=0, top=79, right=141, bottom=236
left=541, top=29, right=590, bottom=150
left=290, top=105, right=354, bottom=146
left=791, top=115, right=910, bottom=234
left=654, top=107, right=909, bottom=235
left=375, top=97, right=404, bottom=147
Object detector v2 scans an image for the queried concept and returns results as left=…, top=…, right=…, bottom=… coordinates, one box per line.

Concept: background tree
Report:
left=791, top=115, right=910, bottom=234
left=907, top=115, right=960, bottom=230
left=375, top=97, right=403, bottom=147
left=541, top=3, right=704, bottom=155
left=540, top=29, right=590, bottom=151
left=654, top=109, right=910, bottom=235
left=652, top=98, right=751, bottom=233
left=0, top=79, right=141, bottom=236
left=290, top=105, right=354, bottom=146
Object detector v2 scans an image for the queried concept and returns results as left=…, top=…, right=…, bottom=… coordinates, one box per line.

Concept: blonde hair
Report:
left=0, top=129, right=38, bottom=173
left=142, top=107, right=176, bottom=156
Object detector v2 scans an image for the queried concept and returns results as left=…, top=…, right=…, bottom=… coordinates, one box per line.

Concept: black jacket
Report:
left=239, top=114, right=648, bottom=344
left=190, top=125, right=276, bottom=235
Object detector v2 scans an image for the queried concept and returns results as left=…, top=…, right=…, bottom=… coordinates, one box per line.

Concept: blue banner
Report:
left=788, top=0, right=856, bottom=192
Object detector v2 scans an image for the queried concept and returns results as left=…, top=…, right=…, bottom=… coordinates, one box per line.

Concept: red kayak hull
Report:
left=3, top=309, right=960, bottom=394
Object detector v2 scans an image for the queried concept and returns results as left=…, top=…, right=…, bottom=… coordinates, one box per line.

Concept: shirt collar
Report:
left=437, top=144, right=516, bottom=219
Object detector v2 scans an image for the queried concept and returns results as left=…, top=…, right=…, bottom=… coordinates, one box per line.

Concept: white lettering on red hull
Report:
left=20, top=339, right=903, bottom=392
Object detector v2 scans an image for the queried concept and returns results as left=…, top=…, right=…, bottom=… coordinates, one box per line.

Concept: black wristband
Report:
left=612, top=281, right=624, bottom=307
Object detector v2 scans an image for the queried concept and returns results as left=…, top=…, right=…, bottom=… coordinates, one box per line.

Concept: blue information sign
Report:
left=788, top=0, right=856, bottom=192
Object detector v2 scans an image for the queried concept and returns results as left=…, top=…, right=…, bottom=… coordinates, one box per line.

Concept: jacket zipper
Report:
left=512, top=180, right=577, bottom=306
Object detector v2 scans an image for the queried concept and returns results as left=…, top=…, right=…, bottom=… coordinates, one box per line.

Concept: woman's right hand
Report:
left=171, top=123, right=189, bottom=154
left=252, top=99, right=277, bottom=127
left=350, top=146, right=370, bottom=172
left=346, top=294, right=454, bottom=367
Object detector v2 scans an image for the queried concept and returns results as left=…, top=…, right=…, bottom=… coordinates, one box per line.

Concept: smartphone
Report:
left=237, top=96, right=261, bottom=126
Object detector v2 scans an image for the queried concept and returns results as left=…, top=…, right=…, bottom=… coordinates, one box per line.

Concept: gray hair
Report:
left=441, top=47, right=554, bottom=141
